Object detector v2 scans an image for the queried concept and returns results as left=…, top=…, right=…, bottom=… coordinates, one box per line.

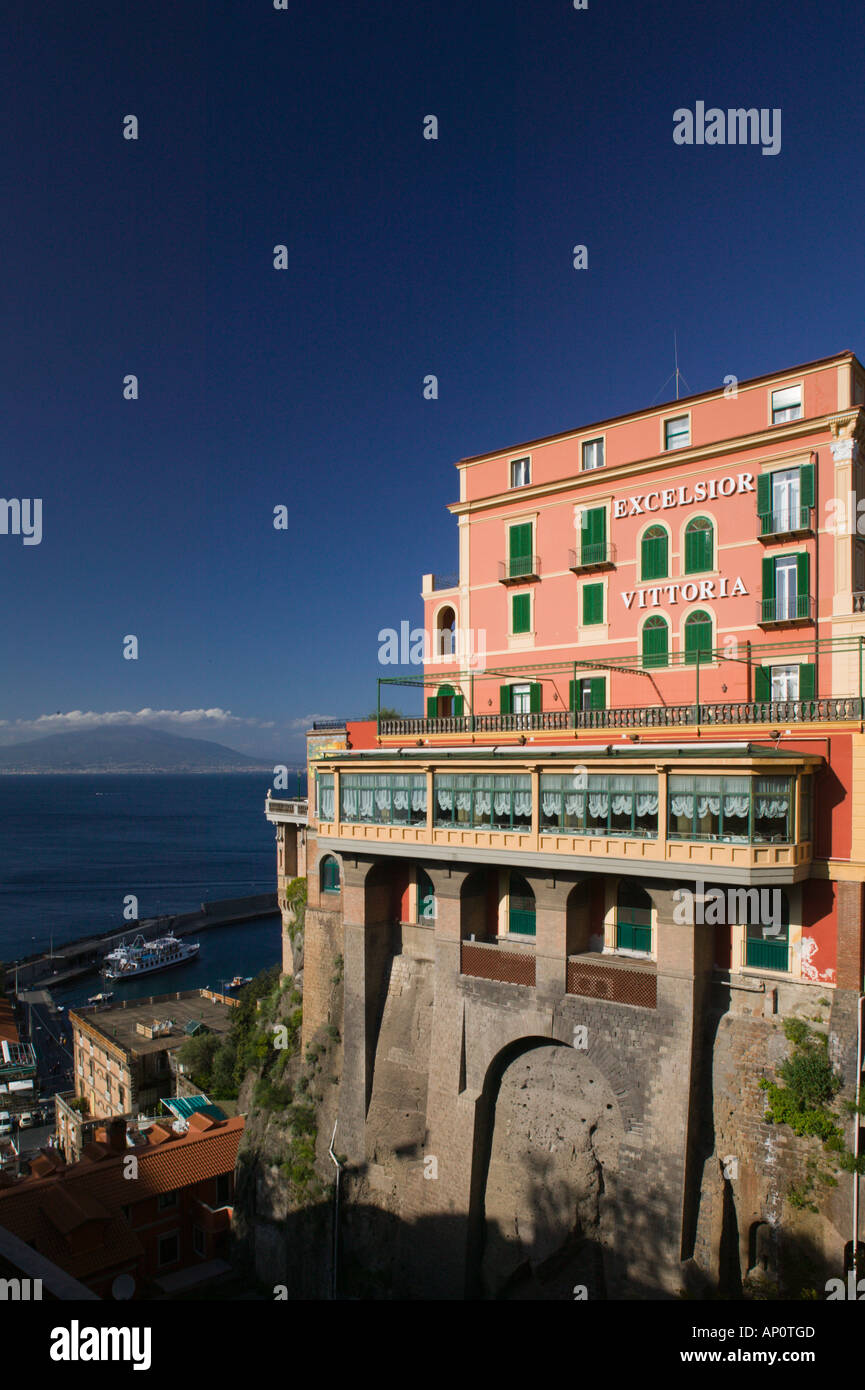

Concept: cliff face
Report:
left=233, top=907, right=857, bottom=1301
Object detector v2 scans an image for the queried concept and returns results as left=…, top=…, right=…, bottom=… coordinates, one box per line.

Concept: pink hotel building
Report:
left=270, top=349, right=865, bottom=1297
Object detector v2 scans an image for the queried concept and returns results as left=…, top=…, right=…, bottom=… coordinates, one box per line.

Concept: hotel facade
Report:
left=269, top=350, right=865, bottom=1298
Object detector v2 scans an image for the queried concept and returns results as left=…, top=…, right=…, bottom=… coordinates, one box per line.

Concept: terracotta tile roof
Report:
left=0, top=1116, right=244, bottom=1283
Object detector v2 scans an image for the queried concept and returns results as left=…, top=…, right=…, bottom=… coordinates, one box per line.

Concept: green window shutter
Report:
left=589, top=677, right=605, bottom=710
left=685, top=520, right=712, bottom=574
left=509, top=523, right=532, bottom=576
left=453, top=694, right=464, bottom=716
left=581, top=507, right=606, bottom=562
left=762, top=555, right=775, bottom=603
left=684, top=612, right=711, bottom=664
left=799, top=663, right=816, bottom=700
left=426, top=696, right=437, bottom=717
left=754, top=666, right=770, bottom=700
left=641, top=528, right=667, bottom=580
left=582, top=582, right=603, bottom=625
left=512, top=592, right=530, bottom=633
left=799, top=462, right=815, bottom=509
left=529, top=682, right=542, bottom=713
left=642, top=619, right=668, bottom=668
left=757, top=472, right=770, bottom=518
left=499, top=684, right=512, bottom=714
left=568, top=678, right=577, bottom=713
left=796, top=551, right=810, bottom=600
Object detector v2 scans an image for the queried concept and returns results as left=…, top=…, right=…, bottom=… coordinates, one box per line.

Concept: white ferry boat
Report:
left=102, top=934, right=200, bottom=981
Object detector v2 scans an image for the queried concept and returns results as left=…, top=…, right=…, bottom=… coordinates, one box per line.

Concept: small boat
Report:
left=87, top=991, right=114, bottom=1005
left=226, top=975, right=253, bottom=990
left=102, top=934, right=200, bottom=981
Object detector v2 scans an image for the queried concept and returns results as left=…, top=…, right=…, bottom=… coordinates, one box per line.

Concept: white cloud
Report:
left=0, top=708, right=271, bottom=743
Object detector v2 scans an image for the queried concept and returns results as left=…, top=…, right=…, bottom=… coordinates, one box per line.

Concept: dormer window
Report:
left=510, top=457, right=530, bottom=488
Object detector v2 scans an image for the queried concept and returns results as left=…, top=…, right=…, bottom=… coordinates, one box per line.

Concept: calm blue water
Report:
left=0, top=775, right=294, bottom=991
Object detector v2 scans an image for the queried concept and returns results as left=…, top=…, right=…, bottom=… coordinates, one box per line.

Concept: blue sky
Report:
left=2, top=0, right=864, bottom=760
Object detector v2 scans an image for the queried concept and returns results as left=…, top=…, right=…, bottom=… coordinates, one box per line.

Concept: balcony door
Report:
left=771, top=468, right=800, bottom=533
left=774, top=556, right=798, bottom=622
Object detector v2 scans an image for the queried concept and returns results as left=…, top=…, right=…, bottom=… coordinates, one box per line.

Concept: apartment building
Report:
left=271, top=350, right=865, bottom=1299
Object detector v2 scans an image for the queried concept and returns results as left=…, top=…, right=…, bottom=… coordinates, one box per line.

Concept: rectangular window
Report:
left=158, top=1233, right=180, bottom=1268
left=340, top=773, right=427, bottom=826
left=510, top=457, right=530, bottom=488
left=507, top=522, right=533, bottom=578
left=316, top=773, right=334, bottom=822
left=511, top=592, right=531, bottom=634
left=582, top=582, right=604, bottom=626
left=771, top=385, right=802, bottom=423
left=158, top=1190, right=178, bottom=1211
left=570, top=676, right=605, bottom=714
left=511, top=683, right=531, bottom=714
left=664, top=415, right=690, bottom=450
left=540, top=773, right=658, bottom=838
left=668, top=776, right=793, bottom=844
left=434, top=773, right=532, bottom=831
left=215, top=1173, right=231, bottom=1206
left=582, top=438, right=604, bottom=470
left=757, top=463, right=814, bottom=534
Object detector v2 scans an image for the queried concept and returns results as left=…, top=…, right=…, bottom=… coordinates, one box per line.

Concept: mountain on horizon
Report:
left=0, top=724, right=277, bottom=772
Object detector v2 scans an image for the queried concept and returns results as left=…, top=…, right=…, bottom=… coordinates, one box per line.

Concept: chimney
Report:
left=107, top=1118, right=127, bottom=1155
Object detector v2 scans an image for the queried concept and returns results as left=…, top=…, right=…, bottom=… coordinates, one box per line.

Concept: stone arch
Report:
left=433, top=603, right=456, bottom=658
left=467, top=1035, right=625, bottom=1299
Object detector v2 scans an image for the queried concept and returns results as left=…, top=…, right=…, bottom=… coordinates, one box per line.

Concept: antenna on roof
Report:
left=650, top=332, right=692, bottom=407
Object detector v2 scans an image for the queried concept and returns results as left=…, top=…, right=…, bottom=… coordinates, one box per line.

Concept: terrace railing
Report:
left=380, top=696, right=863, bottom=737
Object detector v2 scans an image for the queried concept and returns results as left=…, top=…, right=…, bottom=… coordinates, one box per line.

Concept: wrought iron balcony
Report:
left=379, top=695, right=862, bottom=737
left=498, top=555, right=541, bottom=584
left=569, top=542, right=616, bottom=572
left=757, top=595, right=814, bottom=627
left=758, top=506, right=813, bottom=539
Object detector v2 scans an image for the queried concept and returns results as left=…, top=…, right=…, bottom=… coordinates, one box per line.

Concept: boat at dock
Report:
left=225, top=974, right=253, bottom=990
left=87, top=991, right=114, bottom=1005
left=102, top=934, right=200, bottom=981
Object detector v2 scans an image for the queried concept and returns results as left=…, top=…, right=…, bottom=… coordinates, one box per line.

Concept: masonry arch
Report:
left=467, top=1035, right=625, bottom=1299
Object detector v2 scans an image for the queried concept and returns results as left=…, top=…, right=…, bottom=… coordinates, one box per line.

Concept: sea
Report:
left=0, top=772, right=304, bottom=1010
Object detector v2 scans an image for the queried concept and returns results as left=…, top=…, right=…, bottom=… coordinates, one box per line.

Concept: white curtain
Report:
left=320, top=787, right=334, bottom=820
left=697, top=795, right=720, bottom=818
left=588, top=792, right=609, bottom=817
left=494, top=790, right=511, bottom=815
left=474, top=788, right=492, bottom=817
left=342, top=786, right=359, bottom=818
left=514, top=791, right=532, bottom=817
left=455, top=790, right=471, bottom=813
left=542, top=792, right=560, bottom=818
left=671, top=794, right=694, bottom=818
left=359, top=789, right=374, bottom=819
left=724, top=794, right=749, bottom=817
left=392, top=789, right=409, bottom=811
left=757, top=796, right=788, bottom=818
left=374, top=787, right=390, bottom=814
left=437, top=787, right=453, bottom=812
left=564, top=792, right=586, bottom=816
left=636, top=793, right=658, bottom=816
left=611, top=793, right=633, bottom=816
left=411, top=787, right=427, bottom=813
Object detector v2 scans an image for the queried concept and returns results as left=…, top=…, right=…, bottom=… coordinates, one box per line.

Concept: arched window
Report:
left=320, top=856, right=340, bottom=894
left=642, top=615, right=669, bottom=668
left=684, top=516, right=713, bottom=574
left=641, top=525, right=668, bottom=581
left=435, top=606, right=456, bottom=658
left=684, top=610, right=713, bottom=664
left=417, top=867, right=435, bottom=923
left=426, top=683, right=464, bottom=718
left=616, top=881, right=652, bottom=954
left=508, top=873, right=535, bottom=937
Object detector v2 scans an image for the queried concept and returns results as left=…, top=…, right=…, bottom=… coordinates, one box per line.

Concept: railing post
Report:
left=470, top=669, right=475, bottom=734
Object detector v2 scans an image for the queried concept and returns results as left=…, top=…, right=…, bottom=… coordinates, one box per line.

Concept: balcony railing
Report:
left=432, top=573, right=459, bottom=591
left=566, top=956, right=657, bottom=1008
left=758, top=506, right=813, bottom=538
left=498, top=555, right=541, bottom=584
left=569, top=542, right=616, bottom=571
left=758, top=595, right=814, bottom=626
left=379, top=696, right=862, bottom=737
left=854, top=592, right=865, bottom=613
left=460, top=940, right=535, bottom=987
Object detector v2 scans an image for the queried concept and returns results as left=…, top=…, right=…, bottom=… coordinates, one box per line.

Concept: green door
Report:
left=508, top=873, right=536, bottom=937
left=509, top=523, right=532, bottom=578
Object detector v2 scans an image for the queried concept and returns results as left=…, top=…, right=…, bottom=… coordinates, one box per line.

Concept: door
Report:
left=775, top=556, right=797, bottom=622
